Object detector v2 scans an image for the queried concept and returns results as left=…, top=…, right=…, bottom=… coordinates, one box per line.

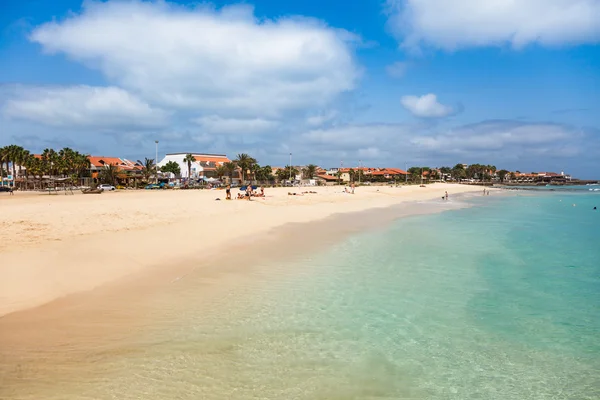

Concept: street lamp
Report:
left=358, top=159, right=361, bottom=185
left=289, top=152, right=292, bottom=182
left=405, top=162, right=408, bottom=183
left=155, top=140, right=159, bottom=183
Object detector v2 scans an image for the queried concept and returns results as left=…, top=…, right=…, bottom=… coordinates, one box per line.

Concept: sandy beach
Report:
left=0, top=183, right=487, bottom=317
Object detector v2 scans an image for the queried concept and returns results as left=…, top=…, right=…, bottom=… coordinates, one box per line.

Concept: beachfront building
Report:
left=157, top=153, right=241, bottom=183
left=321, top=167, right=408, bottom=183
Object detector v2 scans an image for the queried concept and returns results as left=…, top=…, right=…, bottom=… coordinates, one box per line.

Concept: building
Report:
left=156, top=153, right=241, bottom=182
left=326, top=167, right=408, bottom=183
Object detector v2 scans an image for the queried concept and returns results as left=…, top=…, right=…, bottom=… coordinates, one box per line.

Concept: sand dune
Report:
left=0, top=183, right=487, bottom=316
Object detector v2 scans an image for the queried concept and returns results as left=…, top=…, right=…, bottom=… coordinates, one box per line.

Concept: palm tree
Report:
left=223, top=162, right=237, bottom=184
left=234, top=153, right=256, bottom=183
left=143, top=158, right=155, bottom=182
left=303, top=164, right=317, bottom=180
left=256, top=165, right=273, bottom=183
left=215, top=165, right=227, bottom=182
left=0, top=146, right=7, bottom=186
left=183, top=154, right=196, bottom=181
left=99, top=164, right=118, bottom=186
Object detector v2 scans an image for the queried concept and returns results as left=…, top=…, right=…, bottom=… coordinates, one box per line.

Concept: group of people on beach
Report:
left=224, top=184, right=265, bottom=201
left=344, top=183, right=356, bottom=194
left=483, top=188, right=490, bottom=196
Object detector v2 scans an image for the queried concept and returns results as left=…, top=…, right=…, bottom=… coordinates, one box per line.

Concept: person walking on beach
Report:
left=351, top=183, right=355, bottom=194
left=225, top=184, right=231, bottom=200
left=445, top=191, right=448, bottom=200
left=245, top=184, right=253, bottom=201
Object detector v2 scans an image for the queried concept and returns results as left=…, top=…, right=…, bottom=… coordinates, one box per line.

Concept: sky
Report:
left=0, top=0, right=599, bottom=178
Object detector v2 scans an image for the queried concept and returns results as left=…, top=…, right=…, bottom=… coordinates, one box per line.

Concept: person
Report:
left=351, top=183, right=355, bottom=194
left=483, top=188, right=486, bottom=196
left=245, top=184, right=252, bottom=200
left=594, top=206, right=597, bottom=210
left=226, top=184, right=231, bottom=200
left=445, top=191, right=448, bottom=200
left=260, top=186, right=265, bottom=197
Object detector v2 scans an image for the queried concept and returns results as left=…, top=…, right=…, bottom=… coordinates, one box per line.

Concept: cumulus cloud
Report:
left=401, top=94, right=455, bottom=118
left=387, top=0, right=600, bottom=51
left=192, top=115, right=279, bottom=134
left=30, top=0, right=359, bottom=118
left=410, top=120, right=581, bottom=154
left=300, top=123, right=411, bottom=150
left=287, top=119, right=594, bottom=172
left=386, top=61, right=409, bottom=78
left=1, top=85, right=168, bottom=129
left=306, top=110, right=338, bottom=127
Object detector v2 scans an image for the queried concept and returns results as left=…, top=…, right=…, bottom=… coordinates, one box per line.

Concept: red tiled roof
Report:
left=191, top=155, right=231, bottom=165
left=317, top=174, right=339, bottom=181
left=88, top=156, right=126, bottom=168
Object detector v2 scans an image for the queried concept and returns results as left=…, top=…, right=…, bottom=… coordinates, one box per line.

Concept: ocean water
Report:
left=4, top=191, right=600, bottom=399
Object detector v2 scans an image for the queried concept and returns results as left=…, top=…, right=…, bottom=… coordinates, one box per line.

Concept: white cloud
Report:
left=1, top=85, right=168, bottom=129
left=192, top=115, right=278, bottom=134
left=386, top=61, right=409, bottom=78
left=401, top=94, right=454, bottom=118
left=387, top=0, right=600, bottom=51
left=287, top=119, right=591, bottom=169
left=30, top=1, right=359, bottom=118
left=306, top=110, right=338, bottom=126
left=410, top=120, right=584, bottom=156
left=300, top=123, right=410, bottom=149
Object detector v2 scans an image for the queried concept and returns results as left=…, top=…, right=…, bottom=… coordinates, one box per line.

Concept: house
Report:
left=157, top=153, right=240, bottom=182
left=315, top=174, right=339, bottom=185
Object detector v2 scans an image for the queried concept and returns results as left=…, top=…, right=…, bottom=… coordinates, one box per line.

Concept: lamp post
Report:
left=405, top=162, right=408, bottom=183
left=289, top=152, right=292, bottom=182
left=155, top=140, right=159, bottom=183
left=358, top=159, right=361, bottom=185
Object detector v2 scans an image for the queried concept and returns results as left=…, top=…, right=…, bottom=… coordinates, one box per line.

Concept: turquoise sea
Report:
left=3, top=190, right=599, bottom=399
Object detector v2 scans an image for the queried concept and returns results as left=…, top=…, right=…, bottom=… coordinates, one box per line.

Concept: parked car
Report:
left=98, top=184, right=116, bottom=191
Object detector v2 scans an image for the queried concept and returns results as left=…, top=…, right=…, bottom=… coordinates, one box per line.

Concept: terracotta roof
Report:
left=191, top=155, right=231, bottom=165
left=88, top=156, right=126, bottom=168
left=316, top=174, right=339, bottom=181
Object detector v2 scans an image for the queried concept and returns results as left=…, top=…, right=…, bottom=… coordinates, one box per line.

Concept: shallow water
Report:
left=2, top=192, right=599, bottom=399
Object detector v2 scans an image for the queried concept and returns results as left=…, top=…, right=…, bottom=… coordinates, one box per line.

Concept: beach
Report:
left=0, top=183, right=484, bottom=317
left=1, top=185, right=599, bottom=400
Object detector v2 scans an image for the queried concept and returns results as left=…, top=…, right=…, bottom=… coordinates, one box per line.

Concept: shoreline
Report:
left=0, top=186, right=508, bottom=398
left=0, top=184, right=491, bottom=318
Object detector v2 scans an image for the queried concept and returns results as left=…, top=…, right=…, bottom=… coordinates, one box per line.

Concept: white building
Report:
left=157, top=153, right=233, bottom=180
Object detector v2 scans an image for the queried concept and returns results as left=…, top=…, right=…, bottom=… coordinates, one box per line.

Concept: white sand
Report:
left=0, top=183, right=487, bottom=316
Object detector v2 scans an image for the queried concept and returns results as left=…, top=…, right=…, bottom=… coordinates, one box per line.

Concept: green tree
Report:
left=0, top=147, right=8, bottom=186
left=99, top=164, right=118, bottom=186
left=215, top=165, right=227, bottom=181
left=234, top=153, right=256, bottom=183
left=183, top=154, right=196, bottom=180
left=223, top=162, right=237, bottom=184
left=143, top=158, right=156, bottom=182
left=303, top=164, right=318, bottom=179
left=276, top=166, right=299, bottom=182
left=255, top=165, right=274, bottom=183
left=498, top=169, right=509, bottom=183
left=451, top=164, right=466, bottom=181
left=161, top=161, right=181, bottom=177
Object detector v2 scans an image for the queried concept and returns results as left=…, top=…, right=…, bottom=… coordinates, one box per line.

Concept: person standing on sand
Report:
left=245, top=184, right=252, bottom=201
left=226, top=184, right=231, bottom=200
left=445, top=191, right=448, bottom=200
left=351, top=183, right=355, bottom=194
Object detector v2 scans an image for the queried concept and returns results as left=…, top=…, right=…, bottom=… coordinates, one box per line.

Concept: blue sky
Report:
left=1, top=0, right=599, bottom=178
